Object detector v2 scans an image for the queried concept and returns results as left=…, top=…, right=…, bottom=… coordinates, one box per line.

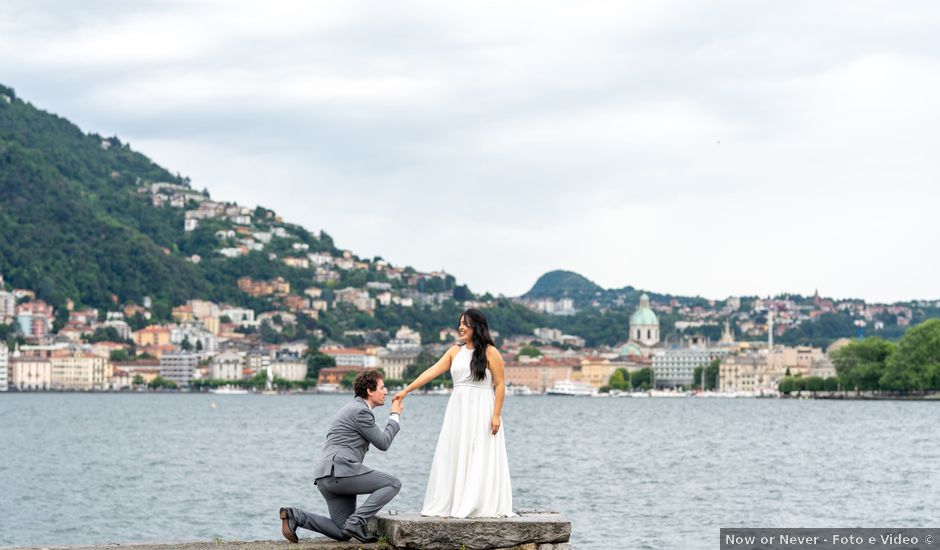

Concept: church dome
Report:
left=630, top=293, right=658, bottom=326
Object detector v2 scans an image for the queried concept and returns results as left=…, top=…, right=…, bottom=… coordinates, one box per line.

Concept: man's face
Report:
left=366, top=378, right=387, bottom=407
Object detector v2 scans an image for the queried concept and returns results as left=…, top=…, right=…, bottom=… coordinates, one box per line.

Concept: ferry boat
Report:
left=209, top=386, right=249, bottom=395
left=546, top=380, right=596, bottom=397
left=506, top=385, right=536, bottom=396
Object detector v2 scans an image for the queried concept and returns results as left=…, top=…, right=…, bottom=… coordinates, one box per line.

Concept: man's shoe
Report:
left=279, top=507, right=298, bottom=543
left=342, top=522, right=377, bottom=544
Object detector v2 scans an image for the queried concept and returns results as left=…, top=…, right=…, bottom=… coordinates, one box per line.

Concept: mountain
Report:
left=0, top=84, right=211, bottom=319
left=523, top=270, right=604, bottom=300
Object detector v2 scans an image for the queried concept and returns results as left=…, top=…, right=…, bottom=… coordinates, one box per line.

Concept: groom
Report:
left=280, top=369, right=404, bottom=543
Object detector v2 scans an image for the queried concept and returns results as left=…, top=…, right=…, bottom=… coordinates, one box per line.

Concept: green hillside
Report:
left=523, top=270, right=604, bottom=300
left=0, top=84, right=209, bottom=318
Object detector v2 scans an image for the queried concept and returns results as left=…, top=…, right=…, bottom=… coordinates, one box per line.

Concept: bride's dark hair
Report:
left=461, top=308, right=496, bottom=381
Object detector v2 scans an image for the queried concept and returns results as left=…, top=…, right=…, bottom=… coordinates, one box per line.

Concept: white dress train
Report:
left=421, top=346, right=514, bottom=518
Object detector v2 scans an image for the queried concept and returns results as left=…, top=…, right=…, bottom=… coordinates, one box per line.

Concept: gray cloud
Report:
left=2, top=0, right=939, bottom=302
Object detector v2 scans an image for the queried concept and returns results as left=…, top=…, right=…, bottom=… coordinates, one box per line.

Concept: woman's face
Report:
left=457, top=315, right=474, bottom=344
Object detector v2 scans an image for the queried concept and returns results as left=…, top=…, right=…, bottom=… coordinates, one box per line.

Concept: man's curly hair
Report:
left=354, top=369, right=383, bottom=399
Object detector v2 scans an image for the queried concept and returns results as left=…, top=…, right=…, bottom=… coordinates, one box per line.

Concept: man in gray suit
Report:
left=280, top=369, right=404, bottom=543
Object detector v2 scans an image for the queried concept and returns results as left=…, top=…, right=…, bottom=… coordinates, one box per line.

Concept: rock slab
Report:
left=368, top=512, right=571, bottom=550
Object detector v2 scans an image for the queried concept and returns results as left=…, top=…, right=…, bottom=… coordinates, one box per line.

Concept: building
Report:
left=378, top=349, right=420, bottom=381
left=50, top=352, right=111, bottom=391
left=504, top=359, right=577, bottom=393
left=629, top=294, right=660, bottom=348
left=652, top=347, right=730, bottom=389
left=270, top=357, right=307, bottom=382
left=387, top=326, right=421, bottom=351
left=573, top=357, right=618, bottom=389
left=0, top=345, right=8, bottom=391
left=318, top=365, right=363, bottom=386
left=210, top=352, right=245, bottom=381
left=133, top=326, right=172, bottom=347
left=160, top=352, right=199, bottom=387
left=0, top=290, right=16, bottom=323
left=16, top=300, right=54, bottom=338
left=220, top=307, right=256, bottom=328
left=10, top=356, right=53, bottom=391
left=322, top=348, right=379, bottom=368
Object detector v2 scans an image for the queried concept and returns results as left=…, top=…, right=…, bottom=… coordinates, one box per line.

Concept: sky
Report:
left=1, top=1, right=939, bottom=303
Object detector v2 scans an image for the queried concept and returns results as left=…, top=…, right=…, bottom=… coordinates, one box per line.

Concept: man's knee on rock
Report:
left=390, top=476, right=402, bottom=492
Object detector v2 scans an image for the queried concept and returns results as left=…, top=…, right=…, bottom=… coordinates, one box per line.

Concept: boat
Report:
left=316, top=383, right=341, bottom=393
left=506, top=385, right=535, bottom=396
left=209, top=386, right=249, bottom=395
left=546, top=380, right=596, bottom=397
left=425, top=386, right=452, bottom=395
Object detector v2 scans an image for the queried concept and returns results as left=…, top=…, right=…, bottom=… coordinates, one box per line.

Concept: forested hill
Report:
left=0, top=84, right=211, bottom=314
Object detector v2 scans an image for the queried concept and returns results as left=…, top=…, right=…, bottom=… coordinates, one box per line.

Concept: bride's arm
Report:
left=487, top=346, right=506, bottom=435
left=393, top=346, right=457, bottom=400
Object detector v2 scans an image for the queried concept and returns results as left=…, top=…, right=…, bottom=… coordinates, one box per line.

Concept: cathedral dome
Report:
left=630, top=293, right=658, bottom=326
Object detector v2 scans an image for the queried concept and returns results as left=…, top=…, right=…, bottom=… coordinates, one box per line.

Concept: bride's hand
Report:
left=490, top=415, right=501, bottom=435
left=392, top=392, right=406, bottom=405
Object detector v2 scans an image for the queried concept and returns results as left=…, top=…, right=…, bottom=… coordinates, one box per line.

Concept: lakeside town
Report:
left=0, top=278, right=922, bottom=397
left=1, top=181, right=938, bottom=396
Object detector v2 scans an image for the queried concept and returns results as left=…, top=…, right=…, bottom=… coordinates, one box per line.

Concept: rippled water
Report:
left=1, top=394, right=937, bottom=549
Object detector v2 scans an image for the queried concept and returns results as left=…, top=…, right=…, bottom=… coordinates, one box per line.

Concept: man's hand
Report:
left=390, top=397, right=404, bottom=415
left=491, top=415, right=501, bottom=435
left=391, top=392, right=406, bottom=406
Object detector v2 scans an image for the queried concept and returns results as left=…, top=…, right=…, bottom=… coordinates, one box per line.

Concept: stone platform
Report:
left=5, top=511, right=570, bottom=550
left=368, top=511, right=571, bottom=550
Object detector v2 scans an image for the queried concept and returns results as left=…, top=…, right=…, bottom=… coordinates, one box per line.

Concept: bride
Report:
left=391, top=308, right=513, bottom=518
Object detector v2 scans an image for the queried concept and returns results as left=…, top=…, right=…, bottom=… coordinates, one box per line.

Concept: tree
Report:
left=516, top=346, right=542, bottom=360
left=148, top=376, right=177, bottom=390
left=608, top=368, right=628, bottom=391
left=778, top=377, right=794, bottom=394
left=630, top=368, right=652, bottom=390
left=109, top=349, right=131, bottom=362
left=340, top=370, right=358, bottom=388
left=882, top=319, right=940, bottom=392
left=831, top=337, right=895, bottom=392
left=85, top=326, right=124, bottom=343
left=306, top=350, right=336, bottom=380
left=132, top=374, right=144, bottom=386
left=692, top=359, right=720, bottom=390
left=805, top=376, right=824, bottom=394
left=180, top=336, right=193, bottom=351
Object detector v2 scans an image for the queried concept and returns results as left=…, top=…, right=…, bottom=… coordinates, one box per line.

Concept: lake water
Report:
left=1, top=394, right=937, bottom=549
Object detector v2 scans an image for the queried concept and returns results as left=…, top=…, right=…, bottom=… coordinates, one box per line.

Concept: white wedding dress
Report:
left=421, top=345, right=514, bottom=517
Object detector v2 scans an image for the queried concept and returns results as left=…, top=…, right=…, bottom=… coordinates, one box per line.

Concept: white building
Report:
left=0, top=345, right=8, bottom=391
left=270, top=358, right=307, bottom=382
left=220, top=307, right=257, bottom=328
left=0, top=290, right=16, bottom=323
left=323, top=348, right=379, bottom=368
left=387, top=326, right=421, bottom=351
left=210, top=352, right=245, bottom=380
left=652, top=347, right=730, bottom=389
left=11, top=356, right=52, bottom=391
left=160, top=352, right=199, bottom=387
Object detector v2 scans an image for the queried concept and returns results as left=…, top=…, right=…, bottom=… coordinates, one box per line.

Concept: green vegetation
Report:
left=780, top=319, right=940, bottom=394
left=692, top=358, right=720, bottom=390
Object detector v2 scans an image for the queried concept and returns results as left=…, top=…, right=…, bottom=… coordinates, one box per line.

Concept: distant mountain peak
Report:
left=523, top=270, right=604, bottom=299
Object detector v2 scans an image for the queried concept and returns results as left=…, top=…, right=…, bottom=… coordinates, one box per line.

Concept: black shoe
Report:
left=279, top=508, right=298, bottom=543
left=342, top=522, right=377, bottom=544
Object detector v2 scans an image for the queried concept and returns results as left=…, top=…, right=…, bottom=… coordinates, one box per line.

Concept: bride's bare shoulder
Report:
left=485, top=345, right=502, bottom=359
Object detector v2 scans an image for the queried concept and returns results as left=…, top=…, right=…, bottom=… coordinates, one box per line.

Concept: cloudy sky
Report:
left=2, top=1, right=939, bottom=303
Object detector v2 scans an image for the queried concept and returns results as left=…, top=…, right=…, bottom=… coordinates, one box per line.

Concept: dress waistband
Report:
left=453, top=383, right=494, bottom=390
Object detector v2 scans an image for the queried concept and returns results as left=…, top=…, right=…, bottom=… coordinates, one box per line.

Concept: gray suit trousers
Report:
left=292, top=470, right=401, bottom=540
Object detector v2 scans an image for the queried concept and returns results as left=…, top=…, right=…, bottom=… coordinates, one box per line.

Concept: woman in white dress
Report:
left=391, top=308, right=513, bottom=518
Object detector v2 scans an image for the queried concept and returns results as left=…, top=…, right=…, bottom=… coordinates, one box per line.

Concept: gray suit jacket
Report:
left=313, top=396, right=400, bottom=481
